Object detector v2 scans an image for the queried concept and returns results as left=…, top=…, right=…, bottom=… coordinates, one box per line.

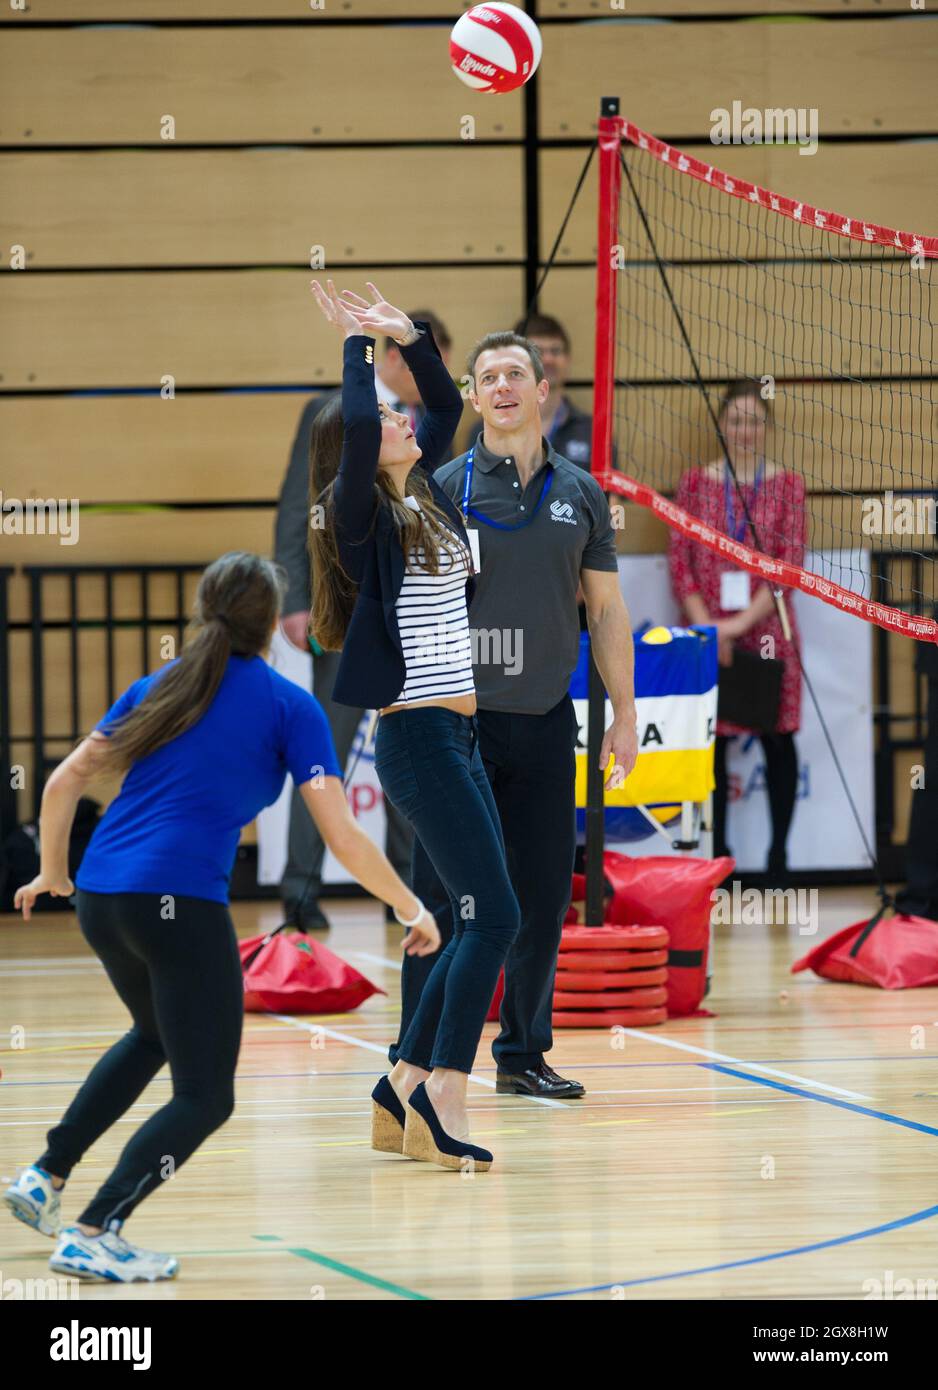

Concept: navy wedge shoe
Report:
left=403, top=1081, right=493, bottom=1172
left=371, top=1074, right=406, bottom=1154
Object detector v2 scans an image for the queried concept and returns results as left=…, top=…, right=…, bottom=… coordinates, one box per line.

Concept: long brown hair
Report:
left=103, top=551, right=285, bottom=768
left=719, top=379, right=773, bottom=426
left=308, top=397, right=472, bottom=652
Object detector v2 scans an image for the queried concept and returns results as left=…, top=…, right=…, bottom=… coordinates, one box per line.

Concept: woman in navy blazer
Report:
left=308, top=281, right=520, bottom=1172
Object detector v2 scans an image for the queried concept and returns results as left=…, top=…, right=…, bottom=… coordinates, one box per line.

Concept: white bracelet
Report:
left=393, top=897, right=425, bottom=927
left=395, top=325, right=422, bottom=347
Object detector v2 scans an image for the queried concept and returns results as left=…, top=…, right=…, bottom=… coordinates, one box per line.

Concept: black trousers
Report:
left=39, top=890, right=243, bottom=1231
left=712, top=732, right=798, bottom=873
left=897, top=674, right=938, bottom=918
left=390, top=694, right=578, bottom=1073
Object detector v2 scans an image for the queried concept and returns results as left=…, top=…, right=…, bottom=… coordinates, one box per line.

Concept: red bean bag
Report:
left=601, top=852, right=734, bottom=1016
left=240, top=927, right=384, bottom=1014
left=791, top=909, right=938, bottom=989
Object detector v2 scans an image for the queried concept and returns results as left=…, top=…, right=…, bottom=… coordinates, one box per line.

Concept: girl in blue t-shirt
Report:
left=4, top=551, right=439, bottom=1285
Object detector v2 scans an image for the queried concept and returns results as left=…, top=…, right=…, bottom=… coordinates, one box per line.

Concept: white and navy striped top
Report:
left=391, top=496, right=475, bottom=706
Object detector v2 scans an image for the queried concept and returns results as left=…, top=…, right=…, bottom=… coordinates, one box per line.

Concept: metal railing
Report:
left=20, top=564, right=204, bottom=821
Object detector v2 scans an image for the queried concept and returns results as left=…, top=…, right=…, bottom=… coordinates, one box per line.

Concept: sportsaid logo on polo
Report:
left=549, top=499, right=577, bottom=526
left=50, top=1320, right=151, bottom=1370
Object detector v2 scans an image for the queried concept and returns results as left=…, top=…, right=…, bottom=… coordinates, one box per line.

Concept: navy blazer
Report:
left=329, top=323, right=473, bottom=709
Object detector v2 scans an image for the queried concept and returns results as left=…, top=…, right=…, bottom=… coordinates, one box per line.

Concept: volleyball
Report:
left=449, top=3, right=543, bottom=94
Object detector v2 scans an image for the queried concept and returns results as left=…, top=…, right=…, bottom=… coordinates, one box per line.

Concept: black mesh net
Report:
left=604, top=124, right=938, bottom=639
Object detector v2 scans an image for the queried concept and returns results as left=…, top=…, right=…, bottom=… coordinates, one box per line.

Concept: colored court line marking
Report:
left=616, top=1027, right=870, bottom=1099
left=281, top=1244, right=430, bottom=1300
left=584, top=1118, right=652, bottom=1127
left=520, top=1203, right=938, bottom=1300
left=704, top=1064, right=938, bottom=1138
left=1, top=1044, right=120, bottom=1057
left=2, top=1228, right=426, bottom=1298
left=522, top=1065, right=938, bottom=1299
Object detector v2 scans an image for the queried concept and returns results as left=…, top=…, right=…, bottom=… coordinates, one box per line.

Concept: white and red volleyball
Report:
left=450, top=4, right=542, bottom=94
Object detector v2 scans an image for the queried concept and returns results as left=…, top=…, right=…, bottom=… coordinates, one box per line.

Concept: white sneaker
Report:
left=3, top=1165, right=62, bottom=1237
left=50, top=1227, right=179, bottom=1283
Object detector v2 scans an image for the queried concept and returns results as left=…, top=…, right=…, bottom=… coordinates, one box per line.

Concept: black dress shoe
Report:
left=282, top=901, right=330, bottom=932
left=495, top=1061, right=585, bottom=1099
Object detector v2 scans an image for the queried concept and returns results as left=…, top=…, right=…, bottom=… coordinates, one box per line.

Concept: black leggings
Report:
left=39, top=890, right=243, bottom=1231
left=712, top=733, right=798, bottom=873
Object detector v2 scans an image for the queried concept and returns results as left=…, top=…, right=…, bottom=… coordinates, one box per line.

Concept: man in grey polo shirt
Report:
left=388, top=331, right=638, bottom=1099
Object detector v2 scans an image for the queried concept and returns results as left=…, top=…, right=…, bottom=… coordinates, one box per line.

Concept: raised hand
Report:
left=311, top=278, right=363, bottom=339
left=338, top=283, right=417, bottom=345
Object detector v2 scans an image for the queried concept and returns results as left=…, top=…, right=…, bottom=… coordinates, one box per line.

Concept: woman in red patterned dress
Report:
left=668, top=382, right=806, bottom=883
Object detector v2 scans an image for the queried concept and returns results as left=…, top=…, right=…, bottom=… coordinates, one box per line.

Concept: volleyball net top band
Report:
left=590, top=106, right=938, bottom=643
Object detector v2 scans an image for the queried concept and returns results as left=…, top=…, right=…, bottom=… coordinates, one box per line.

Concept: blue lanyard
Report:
left=724, top=459, right=764, bottom=543
left=461, top=446, right=554, bottom=531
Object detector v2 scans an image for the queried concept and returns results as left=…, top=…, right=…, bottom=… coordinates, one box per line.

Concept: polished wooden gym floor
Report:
left=2, top=887, right=937, bottom=1301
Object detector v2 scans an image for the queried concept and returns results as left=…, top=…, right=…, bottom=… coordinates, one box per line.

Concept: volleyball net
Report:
left=591, top=101, right=938, bottom=643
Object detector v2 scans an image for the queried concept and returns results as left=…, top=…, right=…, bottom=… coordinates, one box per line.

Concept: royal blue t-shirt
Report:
left=76, top=655, right=342, bottom=904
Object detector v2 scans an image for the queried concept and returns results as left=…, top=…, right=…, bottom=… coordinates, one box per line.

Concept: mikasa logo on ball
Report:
left=550, top=500, right=577, bottom=525
left=459, top=54, right=497, bottom=77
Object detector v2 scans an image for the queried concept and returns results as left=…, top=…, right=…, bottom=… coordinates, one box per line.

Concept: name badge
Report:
left=720, top=569, right=751, bottom=611
left=467, top=529, right=481, bottom=574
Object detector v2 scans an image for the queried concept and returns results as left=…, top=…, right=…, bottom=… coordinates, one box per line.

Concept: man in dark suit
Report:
left=273, top=309, right=454, bottom=928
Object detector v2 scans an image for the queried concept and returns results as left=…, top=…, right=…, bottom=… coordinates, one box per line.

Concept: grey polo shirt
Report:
left=433, top=433, right=618, bottom=715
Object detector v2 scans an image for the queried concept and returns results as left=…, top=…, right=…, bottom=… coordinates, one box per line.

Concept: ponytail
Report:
left=103, top=552, right=284, bottom=769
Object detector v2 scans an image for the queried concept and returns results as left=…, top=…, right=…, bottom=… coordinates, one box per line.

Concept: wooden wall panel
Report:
left=1, top=393, right=480, bottom=502
left=1, top=267, right=523, bottom=389
left=539, top=21, right=938, bottom=140
left=0, top=1, right=911, bottom=19
left=541, top=1, right=908, bottom=13
left=0, top=28, right=522, bottom=146
left=3, top=509, right=275, bottom=622
left=0, top=147, right=524, bottom=268
left=0, top=1, right=470, bottom=17
left=2, top=394, right=310, bottom=502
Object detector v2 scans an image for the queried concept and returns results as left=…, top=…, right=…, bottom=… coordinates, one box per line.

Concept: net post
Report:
left=585, top=98, right=624, bottom=930
left=592, top=96, right=623, bottom=495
